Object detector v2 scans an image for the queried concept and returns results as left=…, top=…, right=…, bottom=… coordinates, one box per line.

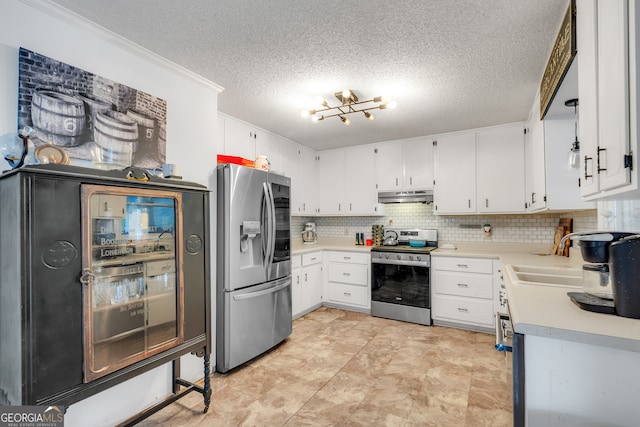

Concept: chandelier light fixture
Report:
left=301, top=89, right=397, bottom=125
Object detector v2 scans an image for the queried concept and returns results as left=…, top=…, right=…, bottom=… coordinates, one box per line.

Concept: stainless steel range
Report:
left=370, top=229, right=437, bottom=325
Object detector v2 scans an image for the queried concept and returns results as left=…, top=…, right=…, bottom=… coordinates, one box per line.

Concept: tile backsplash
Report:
left=292, top=203, right=597, bottom=245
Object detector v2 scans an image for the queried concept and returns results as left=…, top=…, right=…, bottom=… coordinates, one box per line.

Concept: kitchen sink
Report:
left=507, top=264, right=583, bottom=287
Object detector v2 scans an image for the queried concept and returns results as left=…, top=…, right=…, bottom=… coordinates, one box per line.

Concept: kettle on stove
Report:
left=302, top=222, right=317, bottom=244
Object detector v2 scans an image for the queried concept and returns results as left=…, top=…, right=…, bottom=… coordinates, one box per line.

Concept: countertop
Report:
left=291, top=237, right=373, bottom=255
left=292, top=238, right=640, bottom=352
left=432, top=242, right=640, bottom=353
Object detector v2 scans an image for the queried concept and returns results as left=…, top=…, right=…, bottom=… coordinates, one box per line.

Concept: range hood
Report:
left=378, top=190, right=433, bottom=204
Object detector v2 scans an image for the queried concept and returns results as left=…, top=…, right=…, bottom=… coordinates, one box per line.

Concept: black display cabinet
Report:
left=0, top=164, right=211, bottom=423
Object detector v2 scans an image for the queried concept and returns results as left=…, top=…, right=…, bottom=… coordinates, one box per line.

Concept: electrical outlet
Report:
left=388, top=219, right=393, bottom=225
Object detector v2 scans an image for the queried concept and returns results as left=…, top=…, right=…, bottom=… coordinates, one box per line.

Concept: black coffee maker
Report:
left=609, top=235, right=640, bottom=319
left=566, top=232, right=637, bottom=317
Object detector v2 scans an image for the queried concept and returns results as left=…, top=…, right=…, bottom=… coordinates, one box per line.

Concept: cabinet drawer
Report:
left=291, top=255, right=301, bottom=269
left=327, top=251, right=370, bottom=265
left=432, top=271, right=493, bottom=299
left=302, top=252, right=322, bottom=266
left=326, top=283, right=368, bottom=307
left=432, top=256, right=493, bottom=274
left=432, top=295, right=495, bottom=327
left=328, top=263, right=368, bottom=286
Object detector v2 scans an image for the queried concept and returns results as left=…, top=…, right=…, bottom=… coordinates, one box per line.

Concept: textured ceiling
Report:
left=49, top=0, right=570, bottom=150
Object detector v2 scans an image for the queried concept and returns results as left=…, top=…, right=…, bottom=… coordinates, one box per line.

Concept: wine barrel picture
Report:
left=79, top=94, right=113, bottom=134
left=18, top=47, right=167, bottom=167
left=31, top=89, right=86, bottom=147
left=94, top=111, right=139, bottom=166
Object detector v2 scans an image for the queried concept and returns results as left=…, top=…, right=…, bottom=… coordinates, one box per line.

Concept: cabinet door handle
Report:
left=597, top=147, right=607, bottom=173
left=310, top=257, right=317, bottom=261
left=457, top=283, right=469, bottom=288
left=338, top=203, right=341, bottom=211
left=584, top=156, right=593, bottom=179
left=343, top=272, right=351, bottom=276
left=343, top=256, right=351, bottom=260
left=485, top=198, right=489, bottom=208
left=303, top=203, right=306, bottom=211
left=395, top=178, right=399, bottom=186
left=297, top=276, right=300, bottom=284
left=531, top=192, right=536, bottom=204
left=305, top=273, right=308, bottom=281
left=350, top=203, right=352, bottom=211
left=343, top=292, right=351, bottom=297
left=468, top=199, right=471, bottom=208
left=457, top=307, right=469, bottom=313
left=410, top=177, right=413, bottom=185
left=457, top=264, right=468, bottom=268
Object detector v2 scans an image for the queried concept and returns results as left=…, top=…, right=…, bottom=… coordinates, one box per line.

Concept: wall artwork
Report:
left=17, top=47, right=167, bottom=169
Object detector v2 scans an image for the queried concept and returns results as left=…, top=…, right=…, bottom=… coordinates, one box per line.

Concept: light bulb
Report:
left=568, top=139, right=580, bottom=169
left=342, top=89, right=351, bottom=100
left=379, top=100, right=397, bottom=110
left=340, top=116, right=350, bottom=125
left=301, top=109, right=315, bottom=117
left=364, top=111, right=374, bottom=120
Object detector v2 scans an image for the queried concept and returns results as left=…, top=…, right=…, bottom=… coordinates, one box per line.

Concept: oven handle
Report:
left=371, top=258, right=430, bottom=267
left=495, top=311, right=513, bottom=352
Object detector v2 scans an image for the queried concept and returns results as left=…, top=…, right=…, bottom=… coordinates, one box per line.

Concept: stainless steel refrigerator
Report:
left=215, top=163, right=292, bottom=373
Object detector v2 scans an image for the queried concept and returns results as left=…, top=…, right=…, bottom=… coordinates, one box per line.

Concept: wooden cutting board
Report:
left=551, top=226, right=564, bottom=255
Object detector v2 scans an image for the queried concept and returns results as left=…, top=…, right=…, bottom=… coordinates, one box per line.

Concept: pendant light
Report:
left=565, top=98, right=580, bottom=169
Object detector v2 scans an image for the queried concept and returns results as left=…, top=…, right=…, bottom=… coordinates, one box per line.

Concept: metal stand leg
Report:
left=203, top=353, right=211, bottom=413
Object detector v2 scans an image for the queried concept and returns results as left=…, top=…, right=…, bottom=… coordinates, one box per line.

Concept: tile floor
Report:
left=138, top=307, right=512, bottom=426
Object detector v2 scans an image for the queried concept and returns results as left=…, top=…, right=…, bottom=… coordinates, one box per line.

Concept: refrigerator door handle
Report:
left=232, top=279, right=290, bottom=300
left=262, top=182, right=275, bottom=277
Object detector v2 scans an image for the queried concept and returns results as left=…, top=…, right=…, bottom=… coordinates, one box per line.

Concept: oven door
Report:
left=371, top=260, right=430, bottom=308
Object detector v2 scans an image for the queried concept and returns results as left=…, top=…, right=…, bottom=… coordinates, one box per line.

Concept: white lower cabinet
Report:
left=298, top=252, right=323, bottom=317
left=324, top=251, right=370, bottom=311
left=431, top=256, right=500, bottom=332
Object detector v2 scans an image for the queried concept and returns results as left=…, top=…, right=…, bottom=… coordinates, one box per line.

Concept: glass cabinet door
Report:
left=81, top=185, right=183, bottom=382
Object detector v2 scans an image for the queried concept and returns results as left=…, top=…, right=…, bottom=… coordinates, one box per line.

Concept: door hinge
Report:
left=543, top=195, right=547, bottom=202
left=624, top=154, right=633, bottom=170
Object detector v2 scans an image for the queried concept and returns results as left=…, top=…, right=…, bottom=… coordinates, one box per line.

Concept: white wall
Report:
left=0, top=1, right=221, bottom=425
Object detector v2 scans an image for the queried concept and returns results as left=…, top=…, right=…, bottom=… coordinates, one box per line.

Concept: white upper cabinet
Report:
left=476, top=123, right=525, bottom=213
left=434, top=132, right=477, bottom=214
left=345, top=145, right=379, bottom=215
left=404, top=138, right=434, bottom=190
left=374, top=142, right=404, bottom=191
left=297, top=145, right=318, bottom=215
left=524, top=95, right=547, bottom=211
left=578, top=0, right=640, bottom=199
left=221, top=114, right=256, bottom=161
left=374, top=137, right=434, bottom=192
left=317, top=146, right=380, bottom=216
left=317, top=149, right=345, bottom=215
left=255, top=131, right=282, bottom=174
left=434, top=124, right=526, bottom=215
left=218, top=113, right=318, bottom=216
